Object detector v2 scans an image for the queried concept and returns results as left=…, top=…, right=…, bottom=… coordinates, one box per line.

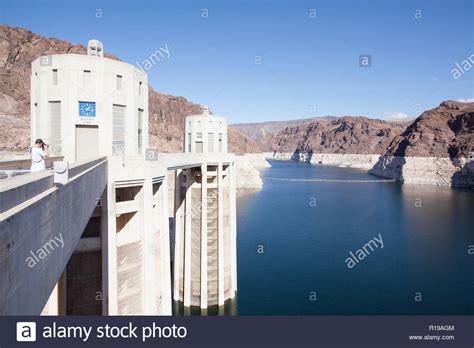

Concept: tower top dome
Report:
left=87, top=39, right=104, bottom=57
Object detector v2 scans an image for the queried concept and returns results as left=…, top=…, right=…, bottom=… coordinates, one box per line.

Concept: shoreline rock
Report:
left=234, top=154, right=271, bottom=189
left=264, top=152, right=380, bottom=170
left=369, top=155, right=474, bottom=188
left=263, top=152, right=293, bottom=161
left=243, top=153, right=272, bottom=169
left=264, top=151, right=474, bottom=189
left=452, top=161, right=474, bottom=189
left=309, top=153, right=380, bottom=170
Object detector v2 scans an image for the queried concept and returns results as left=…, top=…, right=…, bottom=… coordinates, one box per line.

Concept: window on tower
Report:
left=116, top=75, right=122, bottom=90
left=112, top=104, right=126, bottom=154
left=138, top=108, right=143, bottom=153
left=52, top=69, right=58, bottom=85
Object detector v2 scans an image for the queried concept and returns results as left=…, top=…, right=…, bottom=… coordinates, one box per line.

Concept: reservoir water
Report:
left=236, top=160, right=474, bottom=315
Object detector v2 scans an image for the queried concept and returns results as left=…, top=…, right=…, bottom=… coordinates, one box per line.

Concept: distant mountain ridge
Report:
left=231, top=102, right=473, bottom=160
left=230, top=116, right=337, bottom=140
left=231, top=115, right=410, bottom=155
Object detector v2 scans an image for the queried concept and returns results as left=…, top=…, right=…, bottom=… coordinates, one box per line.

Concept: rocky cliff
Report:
left=267, top=116, right=408, bottom=155
left=383, top=100, right=473, bottom=158
left=246, top=102, right=473, bottom=188
left=0, top=25, right=257, bottom=154
left=234, top=154, right=271, bottom=189
left=230, top=116, right=332, bottom=149
left=254, top=116, right=407, bottom=170
left=370, top=101, right=474, bottom=187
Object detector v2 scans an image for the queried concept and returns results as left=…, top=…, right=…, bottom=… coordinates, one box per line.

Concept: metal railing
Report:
left=0, top=156, right=64, bottom=180
left=0, top=170, right=31, bottom=180
left=0, top=157, right=107, bottom=215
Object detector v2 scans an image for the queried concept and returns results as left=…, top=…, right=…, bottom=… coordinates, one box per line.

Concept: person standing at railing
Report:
left=30, top=138, right=49, bottom=172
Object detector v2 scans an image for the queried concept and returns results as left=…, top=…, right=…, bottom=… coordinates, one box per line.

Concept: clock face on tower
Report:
left=79, top=101, right=96, bottom=117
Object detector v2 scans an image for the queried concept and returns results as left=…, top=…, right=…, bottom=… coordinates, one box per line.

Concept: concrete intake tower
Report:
left=0, top=39, right=237, bottom=316
left=173, top=106, right=237, bottom=309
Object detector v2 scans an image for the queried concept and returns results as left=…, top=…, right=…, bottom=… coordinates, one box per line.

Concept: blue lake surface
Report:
left=235, top=160, right=474, bottom=315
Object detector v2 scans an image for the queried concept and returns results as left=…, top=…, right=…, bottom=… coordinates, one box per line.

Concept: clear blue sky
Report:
left=1, top=0, right=472, bottom=123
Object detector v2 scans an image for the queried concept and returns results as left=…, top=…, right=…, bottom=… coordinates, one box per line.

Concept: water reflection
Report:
left=399, top=183, right=472, bottom=246
left=172, top=296, right=238, bottom=316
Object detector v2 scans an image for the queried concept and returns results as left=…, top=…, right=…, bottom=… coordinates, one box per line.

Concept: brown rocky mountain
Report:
left=230, top=116, right=334, bottom=141
left=266, top=116, right=409, bottom=155
left=369, top=100, right=474, bottom=188
left=384, top=100, right=474, bottom=158
left=233, top=100, right=473, bottom=159
left=0, top=25, right=258, bottom=155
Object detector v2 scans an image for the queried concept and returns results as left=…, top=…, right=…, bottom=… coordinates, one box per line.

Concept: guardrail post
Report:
left=54, top=161, right=69, bottom=185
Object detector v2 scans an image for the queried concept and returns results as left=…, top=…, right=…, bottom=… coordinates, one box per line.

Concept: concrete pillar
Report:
left=230, top=163, right=237, bottom=295
left=58, top=271, right=67, bottom=315
left=172, top=161, right=237, bottom=309
left=41, top=283, right=59, bottom=315
left=160, top=175, right=172, bottom=314
left=183, top=169, right=192, bottom=307
left=200, top=164, right=208, bottom=308
left=217, top=162, right=225, bottom=306
left=173, top=169, right=182, bottom=302
left=143, top=176, right=156, bottom=315
left=103, top=184, right=118, bottom=315
left=41, top=270, right=66, bottom=315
